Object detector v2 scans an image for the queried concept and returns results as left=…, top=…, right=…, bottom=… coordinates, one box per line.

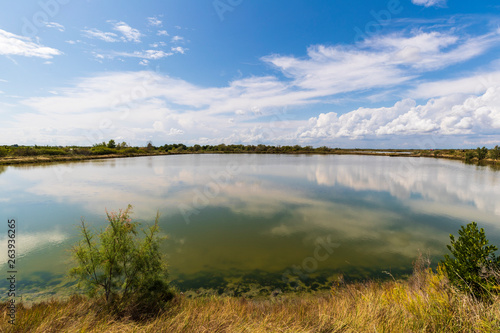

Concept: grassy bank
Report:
left=1, top=143, right=499, bottom=167
left=2, top=263, right=499, bottom=332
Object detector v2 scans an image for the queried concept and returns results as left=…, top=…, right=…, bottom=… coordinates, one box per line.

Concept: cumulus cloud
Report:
left=147, top=17, right=162, bottom=27
left=171, top=46, right=187, bottom=54
left=111, top=21, right=142, bottom=42
left=0, top=29, right=61, bottom=59
left=168, top=128, right=184, bottom=135
left=9, top=25, right=500, bottom=146
left=298, top=87, right=500, bottom=139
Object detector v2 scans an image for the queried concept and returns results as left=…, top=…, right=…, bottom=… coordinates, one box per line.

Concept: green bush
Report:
left=119, top=147, right=139, bottom=154
left=74, top=148, right=91, bottom=156
left=39, top=148, right=68, bottom=156
left=90, top=147, right=116, bottom=155
left=490, top=146, right=500, bottom=160
left=0, top=146, right=9, bottom=157
left=441, top=222, right=500, bottom=300
left=465, top=150, right=475, bottom=163
left=476, top=147, right=488, bottom=160
left=70, top=205, right=173, bottom=317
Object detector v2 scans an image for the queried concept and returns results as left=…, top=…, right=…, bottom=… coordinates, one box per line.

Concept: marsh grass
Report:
left=2, top=258, right=500, bottom=332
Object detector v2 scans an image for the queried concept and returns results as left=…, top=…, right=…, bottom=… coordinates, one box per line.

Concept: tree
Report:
left=476, top=146, right=488, bottom=160
left=490, top=145, right=500, bottom=160
left=107, top=139, right=116, bottom=149
left=441, top=222, right=500, bottom=300
left=70, top=205, right=173, bottom=316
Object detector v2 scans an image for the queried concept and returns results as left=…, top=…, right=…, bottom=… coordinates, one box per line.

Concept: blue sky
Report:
left=0, top=0, right=499, bottom=148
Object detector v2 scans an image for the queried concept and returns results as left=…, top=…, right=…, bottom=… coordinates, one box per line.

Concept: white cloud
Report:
left=0, top=29, right=61, bottom=59
left=147, top=17, right=162, bottom=27
left=168, top=128, right=184, bottom=135
left=262, top=30, right=500, bottom=98
left=153, top=121, right=164, bottom=131
left=157, top=30, right=169, bottom=36
left=171, top=35, right=184, bottom=42
left=9, top=26, right=500, bottom=146
left=117, top=50, right=174, bottom=60
left=83, top=28, right=119, bottom=42
left=111, top=21, right=142, bottom=42
left=150, top=42, right=166, bottom=48
left=45, top=22, right=65, bottom=32
left=365, top=31, right=500, bottom=71
left=171, top=46, right=187, bottom=54
left=298, top=87, right=500, bottom=140
left=411, top=0, right=447, bottom=7
left=411, top=70, right=500, bottom=99
left=84, top=21, right=143, bottom=43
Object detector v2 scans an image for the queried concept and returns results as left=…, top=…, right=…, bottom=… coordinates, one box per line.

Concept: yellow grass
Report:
left=1, top=263, right=500, bottom=333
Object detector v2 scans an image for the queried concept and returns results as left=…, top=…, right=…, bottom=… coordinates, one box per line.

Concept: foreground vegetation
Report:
left=2, top=213, right=500, bottom=332
left=2, top=260, right=500, bottom=332
left=1, top=141, right=499, bottom=166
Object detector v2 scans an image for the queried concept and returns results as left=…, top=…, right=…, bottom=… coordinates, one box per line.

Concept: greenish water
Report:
left=1, top=154, right=499, bottom=300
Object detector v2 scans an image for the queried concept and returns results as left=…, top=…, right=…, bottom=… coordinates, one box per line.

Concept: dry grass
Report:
left=2, top=262, right=500, bottom=332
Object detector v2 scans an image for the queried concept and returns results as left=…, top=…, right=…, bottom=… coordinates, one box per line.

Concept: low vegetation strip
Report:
left=0, top=141, right=499, bottom=166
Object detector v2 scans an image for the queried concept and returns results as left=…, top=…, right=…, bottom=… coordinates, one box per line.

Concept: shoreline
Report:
left=1, top=150, right=499, bottom=167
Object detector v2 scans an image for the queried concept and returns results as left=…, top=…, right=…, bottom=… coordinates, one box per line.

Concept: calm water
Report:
left=1, top=154, right=499, bottom=300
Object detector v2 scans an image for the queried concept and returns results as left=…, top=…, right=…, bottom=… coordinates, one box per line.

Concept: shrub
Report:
left=476, top=146, right=488, bottom=160
left=74, top=148, right=91, bottom=156
left=70, top=205, right=174, bottom=317
left=465, top=150, right=475, bottom=163
left=90, top=147, right=116, bottom=155
left=119, top=147, right=139, bottom=154
left=38, top=148, right=68, bottom=155
left=12, top=147, right=39, bottom=156
left=0, top=146, right=9, bottom=157
left=490, top=145, right=500, bottom=160
left=441, top=222, right=500, bottom=300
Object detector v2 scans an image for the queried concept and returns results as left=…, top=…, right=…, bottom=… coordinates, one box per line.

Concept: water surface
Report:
left=1, top=154, right=499, bottom=299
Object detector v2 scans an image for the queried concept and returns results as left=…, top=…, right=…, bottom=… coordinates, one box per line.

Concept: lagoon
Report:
left=1, top=154, right=499, bottom=300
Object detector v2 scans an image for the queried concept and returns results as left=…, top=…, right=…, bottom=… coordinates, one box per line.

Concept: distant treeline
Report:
left=1, top=141, right=499, bottom=162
